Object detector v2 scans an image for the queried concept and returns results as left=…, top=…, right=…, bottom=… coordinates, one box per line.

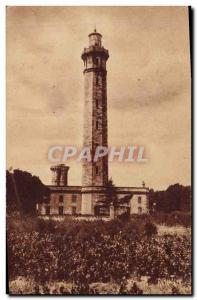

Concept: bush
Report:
left=144, top=222, right=157, bottom=237
left=150, top=211, right=191, bottom=227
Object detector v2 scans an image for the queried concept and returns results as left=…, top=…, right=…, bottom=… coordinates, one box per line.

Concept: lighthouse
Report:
left=38, top=30, right=149, bottom=218
left=81, top=29, right=109, bottom=215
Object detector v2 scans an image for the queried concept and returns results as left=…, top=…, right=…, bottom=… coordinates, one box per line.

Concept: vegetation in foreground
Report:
left=7, top=213, right=191, bottom=295
left=6, top=168, right=192, bottom=295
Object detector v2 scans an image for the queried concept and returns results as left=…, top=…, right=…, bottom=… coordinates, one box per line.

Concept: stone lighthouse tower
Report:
left=81, top=29, right=109, bottom=215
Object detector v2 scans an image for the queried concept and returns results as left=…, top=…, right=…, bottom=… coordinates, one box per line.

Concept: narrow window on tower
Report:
left=95, top=166, right=99, bottom=175
left=95, top=57, right=99, bottom=67
left=96, top=76, right=99, bottom=85
left=96, top=98, right=99, bottom=109
left=96, top=120, right=99, bottom=130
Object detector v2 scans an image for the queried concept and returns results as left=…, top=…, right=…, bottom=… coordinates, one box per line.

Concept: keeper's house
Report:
left=37, top=164, right=149, bottom=216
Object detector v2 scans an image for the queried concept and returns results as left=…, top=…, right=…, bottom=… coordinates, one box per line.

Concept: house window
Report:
left=59, top=195, right=64, bottom=202
left=72, top=206, right=77, bottom=215
left=45, top=206, right=50, bottom=215
left=59, top=206, right=64, bottom=215
left=138, top=207, right=142, bottom=214
left=138, top=196, right=141, bottom=204
left=72, top=194, right=77, bottom=203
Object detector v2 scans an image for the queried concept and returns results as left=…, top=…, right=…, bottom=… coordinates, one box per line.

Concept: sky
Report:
left=6, top=6, right=191, bottom=190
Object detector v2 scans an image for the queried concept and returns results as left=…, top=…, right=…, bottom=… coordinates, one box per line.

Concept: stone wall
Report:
left=82, top=71, right=94, bottom=186
left=82, top=69, right=108, bottom=188
left=92, top=70, right=108, bottom=186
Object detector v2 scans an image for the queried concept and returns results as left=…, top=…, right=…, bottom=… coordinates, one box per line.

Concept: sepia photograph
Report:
left=6, top=6, right=192, bottom=295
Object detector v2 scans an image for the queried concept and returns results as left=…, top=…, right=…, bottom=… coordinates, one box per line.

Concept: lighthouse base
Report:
left=81, top=186, right=107, bottom=215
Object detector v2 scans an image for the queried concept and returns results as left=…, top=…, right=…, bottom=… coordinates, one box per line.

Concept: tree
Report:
left=180, top=186, right=191, bottom=211
left=6, top=169, right=49, bottom=215
left=105, top=179, right=132, bottom=218
left=105, top=178, right=118, bottom=206
left=149, top=184, right=191, bottom=213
